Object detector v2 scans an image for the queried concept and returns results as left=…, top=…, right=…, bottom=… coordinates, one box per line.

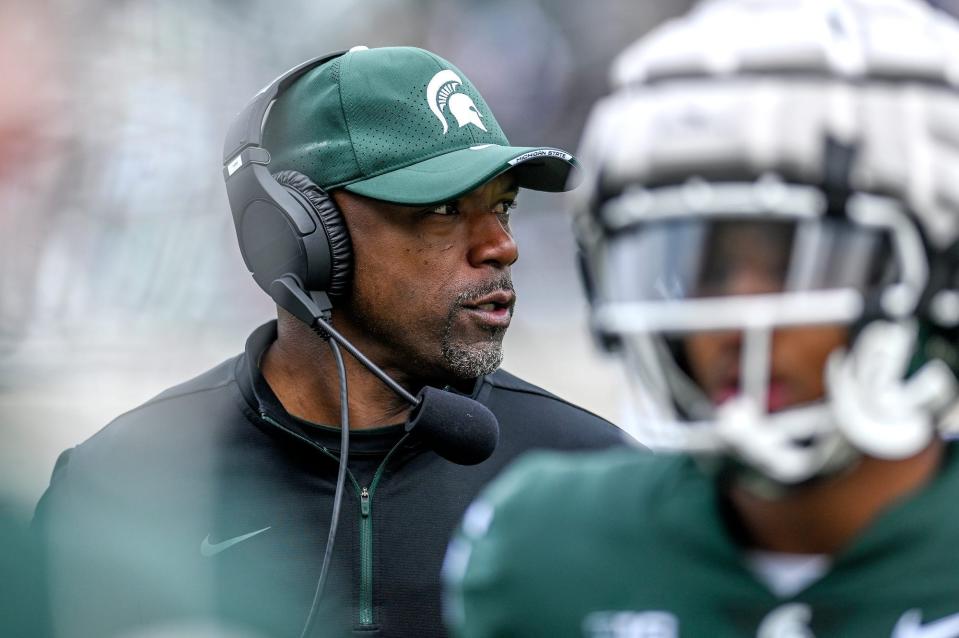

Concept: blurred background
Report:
left=0, top=0, right=698, bottom=520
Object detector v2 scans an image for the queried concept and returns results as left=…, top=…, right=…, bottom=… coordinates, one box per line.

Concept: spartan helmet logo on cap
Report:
left=426, top=69, right=487, bottom=134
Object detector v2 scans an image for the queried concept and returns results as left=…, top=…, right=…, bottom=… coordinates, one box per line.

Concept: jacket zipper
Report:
left=358, top=486, right=373, bottom=624
left=355, top=434, right=410, bottom=626
left=260, top=412, right=410, bottom=627
left=307, top=443, right=375, bottom=624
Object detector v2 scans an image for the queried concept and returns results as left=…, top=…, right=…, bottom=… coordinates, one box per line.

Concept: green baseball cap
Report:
left=262, top=46, right=578, bottom=205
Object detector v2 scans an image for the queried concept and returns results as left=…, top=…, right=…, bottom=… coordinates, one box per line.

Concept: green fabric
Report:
left=262, top=46, right=576, bottom=204
left=445, top=444, right=959, bottom=637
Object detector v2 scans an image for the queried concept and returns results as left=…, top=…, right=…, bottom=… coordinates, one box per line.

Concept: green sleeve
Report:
left=444, top=450, right=607, bottom=638
left=442, top=452, right=552, bottom=637
left=443, top=447, right=659, bottom=637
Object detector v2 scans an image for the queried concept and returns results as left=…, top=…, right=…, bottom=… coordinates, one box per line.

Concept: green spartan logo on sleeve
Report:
left=427, top=70, right=487, bottom=134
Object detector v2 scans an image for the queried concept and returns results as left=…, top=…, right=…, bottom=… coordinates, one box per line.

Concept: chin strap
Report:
left=714, top=396, right=842, bottom=485
left=715, top=319, right=958, bottom=487
left=826, top=319, right=957, bottom=460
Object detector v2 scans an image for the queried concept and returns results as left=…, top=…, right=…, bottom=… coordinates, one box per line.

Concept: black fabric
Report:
left=274, top=169, right=353, bottom=296
left=33, top=321, right=626, bottom=638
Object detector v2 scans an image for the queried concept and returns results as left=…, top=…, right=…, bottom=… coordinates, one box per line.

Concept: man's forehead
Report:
left=333, top=170, right=519, bottom=212
left=473, top=172, right=519, bottom=197
left=398, top=171, right=519, bottom=207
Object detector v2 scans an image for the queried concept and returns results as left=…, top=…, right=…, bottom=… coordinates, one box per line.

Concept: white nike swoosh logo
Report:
left=894, top=609, right=959, bottom=638
left=200, top=526, right=271, bottom=557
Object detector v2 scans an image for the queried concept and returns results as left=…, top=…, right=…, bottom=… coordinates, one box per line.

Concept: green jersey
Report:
left=444, top=443, right=959, bottom=637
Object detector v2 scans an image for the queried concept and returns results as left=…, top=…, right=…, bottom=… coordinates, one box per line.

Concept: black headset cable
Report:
left=299, top=335, right=349, bottom=638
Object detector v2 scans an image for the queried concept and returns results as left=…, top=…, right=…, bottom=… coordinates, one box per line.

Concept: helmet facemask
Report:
left=587, top=178, right=959, bottom=488
left=568, top=0, right=959, bottom=493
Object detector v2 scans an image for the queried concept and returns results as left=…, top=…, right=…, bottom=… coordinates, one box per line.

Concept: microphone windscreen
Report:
left=405, top=386, right=499, bottom=465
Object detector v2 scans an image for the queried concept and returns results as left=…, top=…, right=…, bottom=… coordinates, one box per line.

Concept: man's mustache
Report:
left=453, top=275, right=516, bottom=309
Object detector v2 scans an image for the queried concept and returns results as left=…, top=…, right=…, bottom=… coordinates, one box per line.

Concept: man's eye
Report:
left=493, top=200, right=517, bottom=216
left=429, top=203, right=459, bottom=216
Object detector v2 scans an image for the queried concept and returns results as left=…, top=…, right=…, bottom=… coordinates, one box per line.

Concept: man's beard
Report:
left=441, top=275, right=514, bottom=379
left=343, top=274, right=514, bottom=381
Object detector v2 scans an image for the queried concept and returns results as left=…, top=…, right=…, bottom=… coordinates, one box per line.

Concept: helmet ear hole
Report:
left=272, top=170, right=353, bottom=296
left=576, top=248, right=595, bottom=304
left=578, top=247, right=624, bottom=352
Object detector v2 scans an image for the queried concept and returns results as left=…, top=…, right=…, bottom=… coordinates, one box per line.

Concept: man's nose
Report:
left=467, top=212, right=518, bottom=269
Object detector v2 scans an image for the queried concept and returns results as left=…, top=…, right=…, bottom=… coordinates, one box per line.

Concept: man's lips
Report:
left=463, top=290, right=515, bottom=308
left=460, top=290, right=515, bottom=328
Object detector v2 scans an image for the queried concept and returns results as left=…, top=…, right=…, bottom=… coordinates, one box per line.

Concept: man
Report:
left=444, top=1, right=959, bottom=636
left=34, top=46, right=623, bottom=638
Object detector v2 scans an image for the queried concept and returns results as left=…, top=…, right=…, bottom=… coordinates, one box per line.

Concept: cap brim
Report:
left=342, top=144, right=580, bottom=205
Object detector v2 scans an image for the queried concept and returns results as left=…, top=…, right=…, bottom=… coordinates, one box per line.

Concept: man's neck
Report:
left=260, top=313, right=416, bottom=430
left=728, top=440, right=945, bottom=555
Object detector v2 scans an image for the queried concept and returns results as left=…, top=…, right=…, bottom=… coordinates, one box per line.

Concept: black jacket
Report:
left=34, top=321, right=626, bottom=638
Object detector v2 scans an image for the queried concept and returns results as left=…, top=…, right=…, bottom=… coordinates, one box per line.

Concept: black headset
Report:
left=222, top=50, right=353, bottom=301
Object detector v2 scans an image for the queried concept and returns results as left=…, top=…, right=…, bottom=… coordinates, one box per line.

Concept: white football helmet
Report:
left=574, top=0, right=959, bottom=486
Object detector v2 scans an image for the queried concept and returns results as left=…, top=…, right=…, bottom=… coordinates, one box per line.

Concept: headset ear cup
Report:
left=272, top=170, right=353, bottom=296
